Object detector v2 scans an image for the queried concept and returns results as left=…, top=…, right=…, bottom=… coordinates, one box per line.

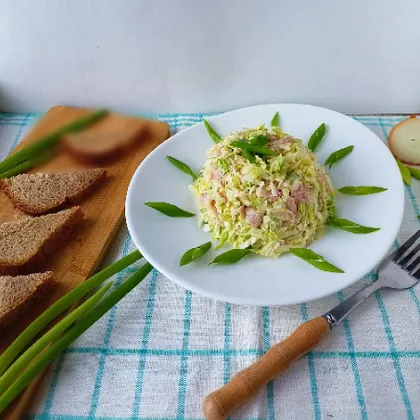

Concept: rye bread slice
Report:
left=0, top=169, right=106, bottom=215
left=0, top=206, right=83, bottom=275
left=62, top=113, right=150, bottom=164
left=0, top=272, right=55, bottom=332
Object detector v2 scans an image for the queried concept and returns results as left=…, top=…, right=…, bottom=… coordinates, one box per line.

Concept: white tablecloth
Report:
left=0, top=112, right=419, bottom=420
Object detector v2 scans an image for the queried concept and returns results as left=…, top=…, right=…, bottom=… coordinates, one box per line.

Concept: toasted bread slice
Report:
left=0, top=206, right=83, bottom=275
left=0, top=169, right=106, bottom=215
left=0, top=272, right=55, bottom=332
left=62, top=113, right=151, bottom=164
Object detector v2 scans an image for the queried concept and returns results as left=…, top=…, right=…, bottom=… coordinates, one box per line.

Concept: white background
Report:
left=1, top=0, right=420, bottom=113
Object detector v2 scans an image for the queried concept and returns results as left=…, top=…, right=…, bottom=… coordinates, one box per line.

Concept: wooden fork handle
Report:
left=203, top=316, right=330, bottom=420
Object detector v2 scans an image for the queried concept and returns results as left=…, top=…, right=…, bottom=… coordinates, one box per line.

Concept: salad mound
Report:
left=191, top=125, right=335, bottom=257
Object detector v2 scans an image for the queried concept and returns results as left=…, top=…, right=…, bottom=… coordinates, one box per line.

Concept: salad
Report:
left=191, top=125, right=335, bottom=257
left=147, top=114, right=383, bottom=272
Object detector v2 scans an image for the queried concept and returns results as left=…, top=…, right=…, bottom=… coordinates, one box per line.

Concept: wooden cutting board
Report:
left=0, top=105, right=170, bottom=419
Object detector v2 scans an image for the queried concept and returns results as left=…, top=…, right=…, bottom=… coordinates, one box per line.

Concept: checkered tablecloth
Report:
left=0, top=112, right=419, bottom=420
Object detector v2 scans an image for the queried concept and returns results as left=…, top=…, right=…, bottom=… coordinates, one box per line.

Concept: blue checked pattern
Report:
left=0, top=112, right=420, bottom=420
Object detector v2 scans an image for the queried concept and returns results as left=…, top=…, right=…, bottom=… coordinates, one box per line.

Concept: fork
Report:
left=203, top=230, right=420, bottom=420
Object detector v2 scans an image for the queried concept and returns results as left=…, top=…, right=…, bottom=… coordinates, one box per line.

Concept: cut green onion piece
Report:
left=145, top=202, right=195, bottom=217
left=166, top=156, right=198, bottom=180
left=242, top=150, right=256, bottom=163
left=327, top=215, right=380, bottom=234
left=203, top=120, right=222, bottom=143
left=325, top=145, right=354, bottom=168
left=408, top=166, right=420, bottom=180
left=231, top=141, right=277, bottom=156
left=308, top=123, right=326, bottom=152
left=0, top=250, right=142, bottom=376
left=0, top=149, right=58, bottom=179
left=0, top=262, right=153, bottom=414
left=180, top=242, right=212, bottom=266
left=209, top=249, right=250, bottom=265
left=289, top=248, right=344, bottom=273
left=249, top=135, right=268, bottom=146
left=0, top=161, right=34, bottom=179
left=397, top=159, right=411, bottom=185
left=337, top=186, right=387, bottom=195
left=0, top=282, right=112, bottom=394
left=271, top=112, right=280, bottom=127
left=0, top=109, right=108, bottom=175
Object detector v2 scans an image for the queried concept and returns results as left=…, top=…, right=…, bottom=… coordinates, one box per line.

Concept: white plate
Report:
left=126, top=104, right=404, bottom=306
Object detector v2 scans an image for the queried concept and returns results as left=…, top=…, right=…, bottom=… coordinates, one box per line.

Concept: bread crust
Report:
left=0, top=170, right=106, bottom=215
left=0, top=207, right=84, bottom=275
left=0, top=271, right=55, bottom=333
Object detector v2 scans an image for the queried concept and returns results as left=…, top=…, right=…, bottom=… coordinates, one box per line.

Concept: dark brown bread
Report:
left=0, top=169, right=106, bottom=215
left=0, top=272, right=55, bottom=333
left=0, top=206, right=84, bottom=275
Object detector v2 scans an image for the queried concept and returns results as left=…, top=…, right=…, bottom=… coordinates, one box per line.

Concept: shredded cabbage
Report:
left=191, top=125, right=335, bottom=257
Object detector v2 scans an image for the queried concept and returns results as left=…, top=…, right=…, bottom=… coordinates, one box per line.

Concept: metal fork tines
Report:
left=325, top=229, right=420, bottom=328
left=392, top=229, right=420, bottom=278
